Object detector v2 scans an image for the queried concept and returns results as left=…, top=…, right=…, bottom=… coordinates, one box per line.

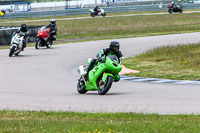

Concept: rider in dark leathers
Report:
left=86, top=41, right=123, bottom=81
left=12, top=24, right=29, bottom=51
left=171, top=1, right=176, bottom=9
left=45, top=19, right=57, bottom=41
left=94, top=5, right=101, bottom=15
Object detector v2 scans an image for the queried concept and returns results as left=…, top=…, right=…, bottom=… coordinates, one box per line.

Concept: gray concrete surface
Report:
left=1, top=32, right=200, bottom=114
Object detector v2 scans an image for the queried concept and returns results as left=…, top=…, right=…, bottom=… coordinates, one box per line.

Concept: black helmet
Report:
left=50, top=18, right=56, bottom=26
left=20, top=24, right=27, bottom=32
left=109, top=41, right=120, bottom=53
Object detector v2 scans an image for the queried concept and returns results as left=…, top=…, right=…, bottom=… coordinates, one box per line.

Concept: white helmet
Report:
left=50, top=18, right=56, bottom=26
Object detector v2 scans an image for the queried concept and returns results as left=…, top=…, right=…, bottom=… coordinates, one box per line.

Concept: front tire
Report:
left=15, top=51, right=20, bottom=56
left=9, top=46, right=16, bottom=57
left=35, top=39, right=41, bottom=49
left=102, top=13, right=106, bottom=17
left=97, top=75, right=113, bottom=95
left=168, top=9, right=172, bottom=14
left=77, top=77, right=87, bottom=94
left=90, top=13, right=95, bottom=17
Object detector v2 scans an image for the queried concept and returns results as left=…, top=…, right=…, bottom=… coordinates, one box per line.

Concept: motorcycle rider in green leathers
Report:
left=86, top=41, right=123, bottom=81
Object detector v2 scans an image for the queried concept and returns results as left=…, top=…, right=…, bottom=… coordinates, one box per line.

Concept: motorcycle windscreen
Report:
left=107, top=55, right=120, bottom=64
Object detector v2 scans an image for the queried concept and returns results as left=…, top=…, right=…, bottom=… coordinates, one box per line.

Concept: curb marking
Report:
left=120, top=75, right=200, bottom=85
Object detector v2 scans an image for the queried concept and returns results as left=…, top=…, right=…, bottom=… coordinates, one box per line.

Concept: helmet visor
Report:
left=113, top=45, right=119, bottom=52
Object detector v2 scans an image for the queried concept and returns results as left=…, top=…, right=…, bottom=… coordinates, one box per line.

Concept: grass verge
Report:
left=123, top=43, right=200, bottom=80
left=1, top=110, right=200, bottom=133
left=1, top=10, right=200, bottom=46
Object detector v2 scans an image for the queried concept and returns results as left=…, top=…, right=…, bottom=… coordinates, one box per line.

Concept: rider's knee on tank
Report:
left=87, top=59, right=97, bottom=71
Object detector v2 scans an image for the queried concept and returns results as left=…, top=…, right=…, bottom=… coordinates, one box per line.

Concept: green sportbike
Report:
left=77, top=55, right=122, bottom=95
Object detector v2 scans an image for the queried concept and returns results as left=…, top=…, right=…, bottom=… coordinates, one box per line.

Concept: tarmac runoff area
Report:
left=1, top=32, right=200, bottom=114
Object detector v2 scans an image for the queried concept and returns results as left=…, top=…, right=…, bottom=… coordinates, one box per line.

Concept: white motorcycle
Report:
left=9, top=32, right=25, bottom=57
left=89, top=8, right=106, bottom=17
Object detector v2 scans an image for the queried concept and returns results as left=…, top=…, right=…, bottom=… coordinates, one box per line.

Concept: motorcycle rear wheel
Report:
left=9, top=46, right=16, bottom=57
left=77, top=77, right=87, bottom=94
left=97, top=75, right=113, bottom=95
left=15, top=51, right=20, bottom=56
left=46, top=40, right=53, bottom=48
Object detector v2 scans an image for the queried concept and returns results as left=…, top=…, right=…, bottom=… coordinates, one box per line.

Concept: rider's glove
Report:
left=97, top=58, right=105, bottom=63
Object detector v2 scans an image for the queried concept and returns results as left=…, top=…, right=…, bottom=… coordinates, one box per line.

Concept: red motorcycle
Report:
left=35, top=26, right=53, bottom=49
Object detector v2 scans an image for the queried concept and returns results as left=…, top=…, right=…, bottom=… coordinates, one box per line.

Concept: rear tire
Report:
left=46, top=40, right=53, bottom=48
left=77, top=77, right=87, bottom=94
left=15, top=52, right=20, bottom=56
left=97, top=76, right=113, bottom=95
left=9, top=46, right=16, bottom=57
left=35, top=39, right=41, bottom=49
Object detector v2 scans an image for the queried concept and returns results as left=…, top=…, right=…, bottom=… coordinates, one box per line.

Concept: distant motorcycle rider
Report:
left=171, top=1, right=176, bottom=9
left=86, top=41, right=123, bottom=81
left=12, top=24, right=29, bottom=51
left=94, top=5, right=101, bottom=15
left=45, top=18, right=57, bottom=41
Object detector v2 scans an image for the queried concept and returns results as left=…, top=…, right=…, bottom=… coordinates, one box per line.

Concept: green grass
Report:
left=1, top=110, right=200, bottom=133
left=123, top=43, right=200, bottom=80
left=1, top=10, right=200, bottom=44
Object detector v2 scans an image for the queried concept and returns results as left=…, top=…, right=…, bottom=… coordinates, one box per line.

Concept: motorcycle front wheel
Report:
left=35, top=39, right=41, bottom=49
left=102, top=13, right=106, bottom=17
left=77, top=77, right=87, bottom=94
left=97, top=75, right=113, bottom=95
left=90, top=13, right=95, bottom=17
left=9, top=46, right=16, bottom=57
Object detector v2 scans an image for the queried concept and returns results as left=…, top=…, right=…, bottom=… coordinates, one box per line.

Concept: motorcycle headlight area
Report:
left=13, top=37, right=21, bottom=43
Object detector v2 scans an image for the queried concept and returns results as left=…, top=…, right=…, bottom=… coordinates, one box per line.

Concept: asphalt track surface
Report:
left=1, top=32, right=200, bottom=114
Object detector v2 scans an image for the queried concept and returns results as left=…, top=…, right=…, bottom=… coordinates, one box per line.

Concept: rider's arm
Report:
left=50, top=25, right=57, bottom=34
left=117, top=51, right=123, bottom=58
left=24, top=31, right=30, bottom=41
left=96, top=49, right=106, bottom=59
left=45, top=24, right=51, bottom=28
left=115, top=51, right=123, bottom=82
left=117, top=50, right=123, bottom=64
left=96, top=48, right=109, bottom=63
left=12, top=28, right=20, bottom=36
